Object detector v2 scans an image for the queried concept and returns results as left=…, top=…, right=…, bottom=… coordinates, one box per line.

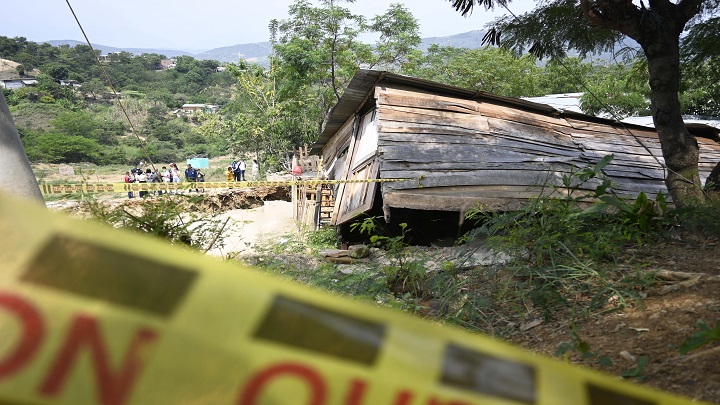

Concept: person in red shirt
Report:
left=124, top=171, right=135, bottom=199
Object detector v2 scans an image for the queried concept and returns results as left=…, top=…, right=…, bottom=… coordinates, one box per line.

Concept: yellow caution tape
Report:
left=38, top=178, right=412, bottom=195
left=0, top=191, right=704, bottom=405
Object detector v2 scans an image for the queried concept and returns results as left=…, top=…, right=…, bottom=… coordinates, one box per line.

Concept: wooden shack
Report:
left=307, top=69, right=720, bottom=237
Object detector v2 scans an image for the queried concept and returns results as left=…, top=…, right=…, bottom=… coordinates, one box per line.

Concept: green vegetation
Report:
left=679, top=320, right=720, bottom=355
left=86, top=194, right=228, bottom=251
left=1, top=38, right=233, bottom=166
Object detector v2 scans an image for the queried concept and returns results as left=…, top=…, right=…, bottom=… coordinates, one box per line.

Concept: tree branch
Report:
left=676, top=0, right=705, bottom=26
left=580, top=0, right=610, bottom=28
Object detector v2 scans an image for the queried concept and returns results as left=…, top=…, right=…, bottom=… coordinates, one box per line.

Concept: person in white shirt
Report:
left=238, top=160, right=247, bottom=181
left=136, top=170, right=148, bottom=198
left=161, top=166, right=171, bottom=182
left=252, top=159, right=259, bottom=179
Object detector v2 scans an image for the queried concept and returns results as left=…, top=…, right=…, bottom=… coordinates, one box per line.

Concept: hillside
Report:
left=0, top=58, right=19, bottom=79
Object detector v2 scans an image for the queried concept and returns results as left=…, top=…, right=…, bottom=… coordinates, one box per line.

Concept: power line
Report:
left=63, top=0, right=156, bottom=171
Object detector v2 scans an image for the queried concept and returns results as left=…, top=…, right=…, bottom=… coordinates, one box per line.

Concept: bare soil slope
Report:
left=506, top=242, right=720, bottom=403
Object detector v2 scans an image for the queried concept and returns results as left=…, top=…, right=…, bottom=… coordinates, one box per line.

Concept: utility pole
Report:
left=0, top=89, right=44, bottom=203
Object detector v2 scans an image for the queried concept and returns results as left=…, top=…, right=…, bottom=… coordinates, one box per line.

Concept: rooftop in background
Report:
left=523, top=92, right=720, bottom=131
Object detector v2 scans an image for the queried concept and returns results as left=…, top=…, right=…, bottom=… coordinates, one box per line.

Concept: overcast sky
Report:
left=5, top=0, right=535, bottom=52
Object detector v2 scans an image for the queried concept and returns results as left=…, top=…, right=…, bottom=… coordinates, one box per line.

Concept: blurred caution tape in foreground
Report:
left=0, top=192, right=704, bottom=405
left=39, top=178, right=411, bottom=195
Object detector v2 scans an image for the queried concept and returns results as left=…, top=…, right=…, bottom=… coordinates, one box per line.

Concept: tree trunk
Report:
left=644, top=33, right=704, bottom=207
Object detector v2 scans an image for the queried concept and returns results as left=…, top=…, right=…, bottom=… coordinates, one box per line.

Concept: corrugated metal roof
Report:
left=312, top=69, right=720, bottom=154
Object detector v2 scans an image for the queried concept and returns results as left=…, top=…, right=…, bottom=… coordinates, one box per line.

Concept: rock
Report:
left=520, top=319, right=543, bottom=331
left=326, top=256, right=355, bottom=264
left=319, top=249, right=349, bottom=258
left=337, top=264, right=375, bottom=274
left=348, top=244, right=370, bottom=258
left=619, top=351, right=636, bottom=363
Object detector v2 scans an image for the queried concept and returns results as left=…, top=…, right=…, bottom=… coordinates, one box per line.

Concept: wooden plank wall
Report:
left=376, top=86, right=720, bottom=212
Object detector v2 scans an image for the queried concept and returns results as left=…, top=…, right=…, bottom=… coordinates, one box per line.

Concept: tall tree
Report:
left=271, top=0, right=420, bottom=126
left=448, top=0, right=720, bottom=207
left=271, top=0, right=370, bottom=117
left=197, top=62, right=316, bottom=171
left=366, top=4, right=422, bottom=70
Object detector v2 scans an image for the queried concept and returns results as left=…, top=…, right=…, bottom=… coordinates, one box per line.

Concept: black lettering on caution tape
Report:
left=440, top=343, right=536, bottom=404
left=586, top=384, right=656, bottom=405
left=20, top=235, right=197, bottom=317
left=253, top=295, right=386, bottom=366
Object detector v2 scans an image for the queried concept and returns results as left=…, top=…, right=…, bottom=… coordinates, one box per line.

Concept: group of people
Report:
left=124, top=162, right=205, bottom=198
left=124, top=159, right=259, bottom=199
left=226, top=159, right=259, bottom=182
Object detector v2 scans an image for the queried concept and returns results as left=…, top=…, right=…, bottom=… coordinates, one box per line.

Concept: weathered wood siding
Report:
left=376, top=86, right=720, bottom=212
left=327, top=109, right=382, bottom=225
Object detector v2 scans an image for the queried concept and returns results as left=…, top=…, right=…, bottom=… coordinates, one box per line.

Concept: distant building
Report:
left=58, top=79, right=81, bottom=88
left=0, top=78, right=38, bottom=90
left=180, top=104, right=220, bottom=115
left=98, top=52, right=130, bottom=63
left=524, top=93, right=720, bottom=130
left=159, top=59, right=176, bottom=70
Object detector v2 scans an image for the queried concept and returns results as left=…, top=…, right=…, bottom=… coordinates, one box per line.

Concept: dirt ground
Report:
left=507, top=242, right=720, bottom=403
left=205, top=200, right=299, bottom=257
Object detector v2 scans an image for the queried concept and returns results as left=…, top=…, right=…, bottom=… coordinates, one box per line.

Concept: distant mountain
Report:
left=44, top=40, right=196, bottom=58
left=419, top=30, right=487, bottom=52
left=196, top=42, right=273, bottom=65
left=42, top=31, right=490, bottom=65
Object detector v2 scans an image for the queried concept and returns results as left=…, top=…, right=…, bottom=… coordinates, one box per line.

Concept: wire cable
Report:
left=64, top=0, right=157, bottom=172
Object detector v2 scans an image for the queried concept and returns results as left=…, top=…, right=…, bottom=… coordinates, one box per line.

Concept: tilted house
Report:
left=306, top=69, right=720, bottom=237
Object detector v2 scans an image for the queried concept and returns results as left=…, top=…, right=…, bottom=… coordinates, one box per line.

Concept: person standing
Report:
left=225, top=166, right=235, bottom=182
left=185, top=164, right=199, bottom=192
left=232, top=160, right=241, bottom=182
left=136, top=169, right=148, bottom=198
left=252, top=159, right=259, bottom=179
left=238, top=160, right=247, bottom=181
left=124, top=171, right=135, bottom=199
left=197, top=169, right=205, bottom=193
left=161, top=166, right=171, bottom=183
left=170, top=163, right=181, bottom=193
left=149, top=168, right=163, bottom=195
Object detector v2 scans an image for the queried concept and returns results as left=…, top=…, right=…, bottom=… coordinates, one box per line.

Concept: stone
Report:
left=348, top=244, right=370, bottom=259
